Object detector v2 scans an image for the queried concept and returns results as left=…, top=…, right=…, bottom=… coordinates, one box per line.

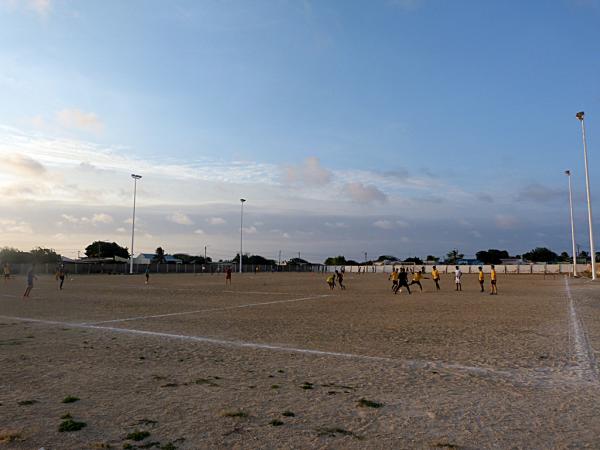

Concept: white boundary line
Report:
left=564, top=276, right=598, bottom=382
left=223, top=290, right=291, bottom=295
left=84, top=294, right=331, bottom=325
left=0, top=313, right=540, bottom=382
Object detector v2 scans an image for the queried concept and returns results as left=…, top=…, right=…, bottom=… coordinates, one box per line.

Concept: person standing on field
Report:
left=23, top=265, right=37, bottom=298
left=431, top=265, right=441, bottom=290
left=478, top=266, right=485, bottom=292
left=225, top=266, right=232, bottom=285
left=490, top=265, right=498, bottom=295
left=454, top=266, right=462, bottom=291
left=145, top=266, right=150, bottom=284
left=395, top=267, right=411, bottom=294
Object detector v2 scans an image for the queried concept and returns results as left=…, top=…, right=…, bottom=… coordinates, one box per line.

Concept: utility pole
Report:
left=278, top=250, right=281, bottom=265
left=298, top=251, right=301, bottom=260
left=204, top=245, right=207, bottom=262
left=364, top=252, right=368, bottom=263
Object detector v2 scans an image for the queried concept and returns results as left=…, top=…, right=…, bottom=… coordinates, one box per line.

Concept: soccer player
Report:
left=395, top=267, right=411, bottom=294
left=409, top=269, right=426, bottom=292
left=145, top=266, right=150, bottom=284
left=3, top=263, right=10, bottom=282
left=336, top=269, right=346, bottom=290
left=431, top=265, right=441, bottom=291
left=23, top=265, right=37, bottom=298
left=326, top=273, right=335, bottom=290
left=478, top=266, right=485, bottom=292
left=389, top=268, right=399, bottom=292
left=225, top=266, right=232, bottom=285
left=490, top=265, right=498, bottom=295
left=454, top=266, right=462, bottom=291
left=58, top=266, right=66, bottom=290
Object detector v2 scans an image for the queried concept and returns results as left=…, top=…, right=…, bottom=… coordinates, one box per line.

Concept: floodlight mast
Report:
left=576, top=112, right=596, bottom=280
left=240, top=198, right=246, bottom=273
left=130, top=174, right=142, bottom=274
left=565, top=170, right=577, bottom=277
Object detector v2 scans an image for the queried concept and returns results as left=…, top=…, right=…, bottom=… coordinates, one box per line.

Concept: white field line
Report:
left=564, top=276, right=598, bottom=381
left=0, top=313, right=535, bottom=382
left=2, top=294, right=18, bottom=298
left=84, top=294, right=331, bottom=325
left=223, top=290, right=292, bottom=295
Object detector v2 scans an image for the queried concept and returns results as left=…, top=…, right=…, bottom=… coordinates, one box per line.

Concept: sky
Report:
left=1, top=0, right=600, bottom=263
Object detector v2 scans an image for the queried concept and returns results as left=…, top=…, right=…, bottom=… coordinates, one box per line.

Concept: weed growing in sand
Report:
left=357, top=398, right=384, bottom=408
left=271, top=384, right=280, bottom=389
left=433, top=443, right=460, bottom=449
left=160, top=383, right=178, bottom=388
left=300, top=382, right=314, bottom=390
left=62, top=396, right=80, bottom=403
left=160, top=443, right=177, bottom=450
left=61, top=413, right=72, bottom=419
left=137, top=419, right=158, bottom=426
left=17, top=399, right=37, bottom=406
left=277, top=369, right=285, bottom=373
left=138, top=441, right=160, bottom=448
left=221, top=411, right=248, bottom=418
left=316, top=427, right=362, bottom=439
left=282, top=411, right=295, bottom=417
left=269, top=419, right=284, bottom=426
left=0, top=430, right=23, bottom=444
left=126, top=430, right=150, bottom=441
left=123, top=444, right=134, bottom=449
left=58, top=418, right=87, bottom=432
left=195, top=378, right=219, bottom=387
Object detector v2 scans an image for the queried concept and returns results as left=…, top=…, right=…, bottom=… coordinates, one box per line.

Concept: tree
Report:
left=231, top=253, right=276, bottom=265
left=153, top=247, right=165, bottom=263
left=324, top=255, right=347, bottom=265
left=30, top=247, right=61, bottom=264
left=85, top=241, right=129, bottom=259
left=559, top=251, right=571, bottom=262
left=425, top=255, right=439, bottom=262
left=376, top=255, right=397, bottom=262
left=403, top=256, right=423, bottom=264
left=288, top=257, right=309, bottom=265
left=475, top=249, right=509, bottom=264
left=0, top=247, right=33, bottom=264
left=446, top=249, right=464, bottom=264
left=522, top=247, right=558, bottom=263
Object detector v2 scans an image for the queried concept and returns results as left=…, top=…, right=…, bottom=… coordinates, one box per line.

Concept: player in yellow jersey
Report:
left=326, top=273, right=335, bottom=290
left=478, top=266, right=485, bottom=292
left=409, top=269, right=427, bottom=292
left=431, top=265, right=440, bottom=290
left=389, top=268, right=399, bottom=292
left=490, top=265, right=498, bottom=295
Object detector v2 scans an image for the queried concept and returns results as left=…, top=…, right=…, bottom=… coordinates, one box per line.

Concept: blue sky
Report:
left=1, top=0, right=600, bottom=262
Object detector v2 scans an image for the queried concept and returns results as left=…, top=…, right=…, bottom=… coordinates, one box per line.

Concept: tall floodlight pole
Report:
left=240, top=199, right=246, bottom=273
left=576, top=111, right=596, bottom=280
left=565, top=170, right=577, bottom=276
left=130, top=174, right=142, bottom=274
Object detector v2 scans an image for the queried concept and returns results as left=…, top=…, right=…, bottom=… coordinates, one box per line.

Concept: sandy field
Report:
left=1, top=272, right=599, bottom=449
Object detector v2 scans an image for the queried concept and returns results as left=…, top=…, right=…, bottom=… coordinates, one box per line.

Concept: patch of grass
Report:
left=357, top=398, right=384, bottom=408
left=152, top=375, right=166, bottom=381
left=282, top=411, right=295, bottom=417
left=0, top=430, right=24, bottom=444
left=301, top=382, right=314, bottom=390
left=58, top=419, right=87, bottom=432
left=221, top=410, right=248, bottom=418
left=271, top=384, right=280, bottom=389
left=137, top=419, right=158, bottom=426
left=160, top=444, right=177, bottom=450
left=160, top=383, right=178, bottom=388
left=61, top=413, right=72, bottom=419
left=316, top=427, right=362, bottom=439
left=18, top=399, right=37, bottom=406
left=62, top=395, right=80, bottom=403
left=139, top=356, right=145, bottom=360
left=433, top=443, right=461, bottom=449
left=126, top=430, right=150, bottom=441
left=0, top=339, right=22, bottom=346
left=195, top=378, right=218, bottom=387
left=269, top=419, right=284, bottom=426
left=327, top=391, right=338, bottom=395
left=122, top=444, right=134, bottom=450
left=277, top=369, right=285, bottom=373
left=138, top=441, right=160, bottom=449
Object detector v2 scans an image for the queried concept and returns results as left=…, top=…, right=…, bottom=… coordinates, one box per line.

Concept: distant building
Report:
left=456, top=258, right=483, bottom=265
left=133, top=253, right=183, bottom=265
left=500, top=258, right=526, bottom=265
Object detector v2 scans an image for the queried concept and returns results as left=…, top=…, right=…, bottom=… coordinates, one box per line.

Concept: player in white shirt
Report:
left=454, top=265, right=462, bottom=291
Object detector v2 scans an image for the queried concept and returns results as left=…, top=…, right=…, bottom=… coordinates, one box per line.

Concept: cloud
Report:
left=29, top=0, right=50, bottom=15
left=92, top=213, right=113, bottom=224
left=207, top=217, right=226, bottom=225
left=515, top=184, right=565, bottom=203
left=495, top=214, right=518, bottom=230
left=325, top=222, right=348, bottom=228
left=242, top=226, right=258, bottom=234
left=194, top=229, right=205, bottom=234
left=345, top=182, right=387, bottom=203
left=60, top=212, right=113, bottom=225
left=168, top=212, right=194, bottom=225
left=4, top=154, right=46, bottom=177
left=56, top=109, right=104, bottom=134
left=284, top=156, right=332, bottom=186
left=116, top=227, right=126, bottom=233
left=373, top=220, right=394, bottom=230
left=0, top=218, right=33, bottom=234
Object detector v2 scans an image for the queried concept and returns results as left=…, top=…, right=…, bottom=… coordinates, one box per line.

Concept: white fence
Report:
left=340, top=264, right=589, bottom=275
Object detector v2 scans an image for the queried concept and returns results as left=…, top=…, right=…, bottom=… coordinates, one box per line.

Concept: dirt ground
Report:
left=1, top=272, right=599, bottom=449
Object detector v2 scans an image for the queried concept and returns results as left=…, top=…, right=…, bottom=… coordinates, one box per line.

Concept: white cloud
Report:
left=282, top=232, right=291, bottom=239
left=61, top=214, right=81, bottom=224
left=325, top=222, right=348, bottom=228
left=116, top=227, right=126, bottom=233
left=3, top=154, right=46, bottom=177
left=168, top=212, right=193, bottom=225
left=345, top=182, right=387, bottom=203
left=92, top=213, right=113, bottom=224
left=243, top=226, right=258, bottom=234
left=284, top=156, right=332, bottom=186
left=207, top=217, right=226, bottom=225
left=0, top=218, right=32, bottom=234
left=56, top=109, right=104, bottom=134
left=373, top=220, right=394, bottom=230
left=396, top=220, right=409, bottom=228
left=194, top=229, right=205, bottom=234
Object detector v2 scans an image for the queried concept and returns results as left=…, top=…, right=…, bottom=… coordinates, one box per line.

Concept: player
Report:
left=490, top=264, right=498, bottom=295
left=225, top=266, right=232, bottom=285
left=431, top=265, right=441, bottom=291
left=145, top=266, right=150, bottom=284
left=409, top=268, right=426, bottom=292
left=336, top=269, right=346, bottom=290
left=395, top=267, right=411, bottom=294
left=478, top=266, right=485, bottom=292
left=326, top=273, right=335, bottom=290
left=454, top=266, right=462, bottom=291
left=57, top=266, right=66, bottom=290
left=3, top=263, right=10, bottom=282
left=389, top=268, right=399, bottom=292
left=23, top=265, right=37, bottom=298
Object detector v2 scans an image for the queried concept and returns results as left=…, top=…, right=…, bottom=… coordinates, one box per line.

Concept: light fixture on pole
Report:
left=130, top=174, right=142, bottom=274
left=565, top=170, right=577, bottom=277
left=239, top=198, right=246, bottom=273
left=576, top=111, right=596, bottom=280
